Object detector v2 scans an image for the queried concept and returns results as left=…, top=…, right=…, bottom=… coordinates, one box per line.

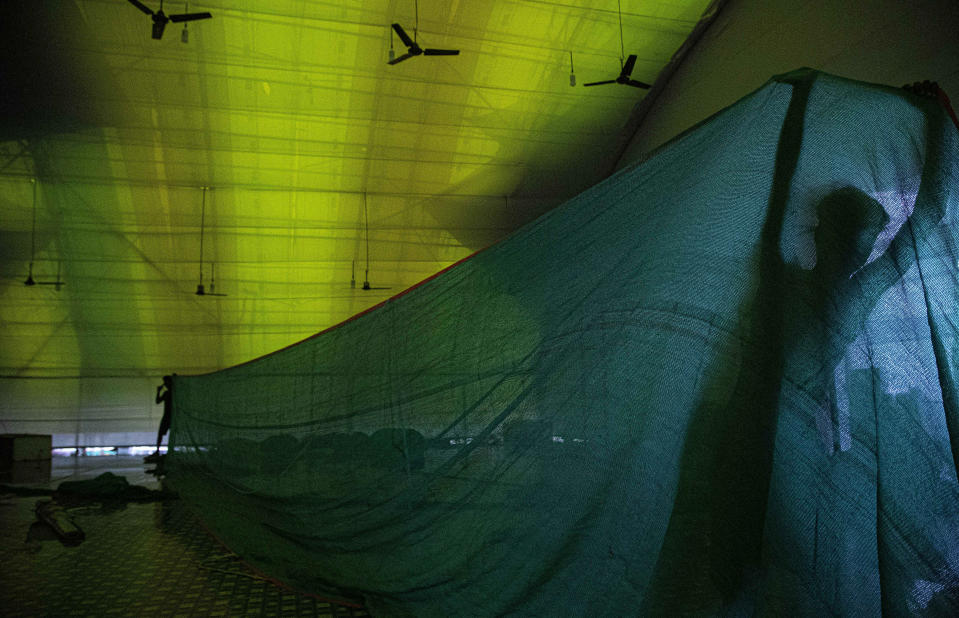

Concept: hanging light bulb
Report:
left=569, top=51, right=576, bottom=87
left=51, top=261, right=64, bottom=292
left=196, top=186, right=207, bottom=295
left=363, top=193, right=372, bottom=290
left=24, top=178, right=37, bottom=286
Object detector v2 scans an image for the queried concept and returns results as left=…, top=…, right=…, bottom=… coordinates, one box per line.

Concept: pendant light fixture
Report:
left=193, top=186, right=226, bottom=297
left=196, top=186, right=208, bottom=295
left=23, top=178, right=66, bottom=290
left=24, top=178, right=37, bottom=286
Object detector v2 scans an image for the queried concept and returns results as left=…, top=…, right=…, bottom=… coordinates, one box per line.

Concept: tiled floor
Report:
left=0, top=456, right=370, bottom=617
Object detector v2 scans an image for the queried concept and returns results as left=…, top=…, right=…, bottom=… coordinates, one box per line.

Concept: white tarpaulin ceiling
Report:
left=0, top=0, right=713, bottom=377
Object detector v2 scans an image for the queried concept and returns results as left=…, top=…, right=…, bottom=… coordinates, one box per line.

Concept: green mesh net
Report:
left=167, top=69, right=959, bottom=615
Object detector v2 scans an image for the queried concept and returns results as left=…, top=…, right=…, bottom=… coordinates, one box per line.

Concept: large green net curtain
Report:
left=169, top=70, right=959, bottom=615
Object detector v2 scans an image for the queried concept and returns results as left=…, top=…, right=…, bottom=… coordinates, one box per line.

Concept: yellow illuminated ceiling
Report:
left=0, top=0, right=712, bottom=377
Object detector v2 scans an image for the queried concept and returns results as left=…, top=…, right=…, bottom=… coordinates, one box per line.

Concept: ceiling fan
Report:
left=388, top=23, right=459, bottom=65
left=125, top=0, right=212, bottom=40
left=387, top=0, right=458, bottom=66
left=583, top=0, right=651, bottom=90
left=583, top=55, right=651, bottom=89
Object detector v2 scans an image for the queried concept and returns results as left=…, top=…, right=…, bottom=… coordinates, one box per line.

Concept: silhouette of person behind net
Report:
left=644, top=183, right=906, bottom=613
left=145, top=375, right=173, bottom=463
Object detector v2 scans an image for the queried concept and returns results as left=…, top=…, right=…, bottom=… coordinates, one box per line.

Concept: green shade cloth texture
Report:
left=168, top=69, right=959, bottom=615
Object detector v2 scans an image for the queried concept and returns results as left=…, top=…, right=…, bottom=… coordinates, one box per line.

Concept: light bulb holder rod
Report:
left=618, top=0, right=625, bottom=61
left=198, top=186, right=208, bottom=286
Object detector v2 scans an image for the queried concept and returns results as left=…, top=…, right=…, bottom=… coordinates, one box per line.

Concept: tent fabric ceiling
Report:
left=0, top=0, right=712, bottom=378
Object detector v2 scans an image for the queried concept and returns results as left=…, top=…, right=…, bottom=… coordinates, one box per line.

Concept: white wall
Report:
left=0, top=376, right=160, bottom=447
left=618, top=0, right=959, bottom=165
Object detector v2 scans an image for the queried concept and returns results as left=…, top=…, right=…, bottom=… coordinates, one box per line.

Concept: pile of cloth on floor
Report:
left=1, top=472, right=176, bottom=545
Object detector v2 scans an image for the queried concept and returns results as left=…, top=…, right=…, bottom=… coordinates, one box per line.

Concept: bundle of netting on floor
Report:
left=168, top=69, right=959, bottom=615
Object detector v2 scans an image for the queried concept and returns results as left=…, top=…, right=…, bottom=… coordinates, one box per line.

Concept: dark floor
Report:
left=0, top=455, right=370, bottom=617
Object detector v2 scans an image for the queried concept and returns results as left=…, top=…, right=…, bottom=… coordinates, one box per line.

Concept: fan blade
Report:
left=388, top=52, right=414, bottom=65
left=392, top=23, right=415, bottom=48
left=424, top=48, right=459, bottom=56
left=625, top=79, right=652, bottom=89
left=152, top=17, right=167, bottom=39
left=169, top=12, right=213, bottom=23
left=583, top=79, right=617, bottom=87
left=620, top=54, right=637, bottom=78
left=126, top=0, right=154, bottom=15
